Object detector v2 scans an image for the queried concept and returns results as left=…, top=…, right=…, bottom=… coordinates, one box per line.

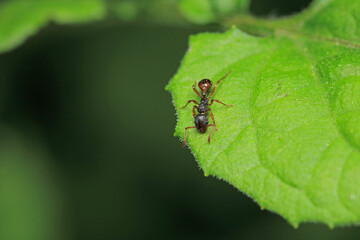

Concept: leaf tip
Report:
left=328, top=223, right=335, bottom=230
left=291, top=222, right=299, bottom=229
left=260, top=205, right=264, bottom=210
left=204, top=172, right=209, bottom=177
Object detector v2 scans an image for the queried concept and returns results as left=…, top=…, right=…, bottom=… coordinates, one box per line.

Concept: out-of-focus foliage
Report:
left=110, top=0, right=187, bottom=25
left=179, top=0, right=249, bottom=24
left=111, top=0, right=250, bottom=25
left=0, top=0, right=252, bottom=55
left=179, top=0, right=216, bottom=24
left=0, top=0, right=105, bottom=53
left=112, top=1, right=139, bottom=21
left=0, top=128, right=59, bottom=240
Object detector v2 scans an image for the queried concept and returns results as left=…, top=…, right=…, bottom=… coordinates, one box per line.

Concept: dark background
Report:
left=0, top=0, right=359, bottom=239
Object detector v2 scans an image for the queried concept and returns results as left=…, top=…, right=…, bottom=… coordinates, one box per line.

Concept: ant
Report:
left=181, top=70, right=233, bottom=147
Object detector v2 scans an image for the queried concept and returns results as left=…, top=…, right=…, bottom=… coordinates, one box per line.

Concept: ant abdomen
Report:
left=195, top=115, right=208, bottom=133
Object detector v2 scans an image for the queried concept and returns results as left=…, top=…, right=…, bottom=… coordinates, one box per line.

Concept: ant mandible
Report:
left=181, top=70, right=233, bottom=147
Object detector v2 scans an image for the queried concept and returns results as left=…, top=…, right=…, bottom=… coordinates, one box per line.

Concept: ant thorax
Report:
left=198, top=98, right=209, bottom=113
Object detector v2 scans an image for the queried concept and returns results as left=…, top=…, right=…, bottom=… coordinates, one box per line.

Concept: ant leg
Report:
left=192, top=105, right=198, bottom=118
left=208, top=108, right=218, bottom=131
left=183, top=126, right=197, bottom=147
left=207, top=124, right=217, bottom=143
left=192, top=81, right=201, bottom=97
left=208, top=70, right=231, bottom=99
left=180, top=100, right=199, bottom=109
left=209, top=99, right=233, bottom=107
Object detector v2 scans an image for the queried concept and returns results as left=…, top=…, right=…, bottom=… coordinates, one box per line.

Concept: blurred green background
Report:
left=0, top=0, right=360, bottom=239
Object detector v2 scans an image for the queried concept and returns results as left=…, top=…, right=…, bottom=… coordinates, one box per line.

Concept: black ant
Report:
left=181, top=70, right=233, bottom=147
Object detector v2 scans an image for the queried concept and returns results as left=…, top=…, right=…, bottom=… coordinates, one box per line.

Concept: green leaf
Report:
left=179, top=0, right=216, bottom=24
left=0, top=0, right=105, bottom=54
left=179, top=0, right=249, bottom=24
left=113, top=1, right=139, bottom=21
left=166, top=0, right=360, bottom=227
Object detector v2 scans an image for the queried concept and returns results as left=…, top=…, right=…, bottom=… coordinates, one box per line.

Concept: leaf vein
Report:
left=337, top=152, right=360, bottom=218
left=293, top=38, right=360, bottom=218
left=293, top=39, right=360, bottom=154
left=248, top=44, right=335, bottom=217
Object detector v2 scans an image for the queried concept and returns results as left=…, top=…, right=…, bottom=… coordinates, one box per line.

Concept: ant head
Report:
left=198, top=79, right=212, bottom=95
